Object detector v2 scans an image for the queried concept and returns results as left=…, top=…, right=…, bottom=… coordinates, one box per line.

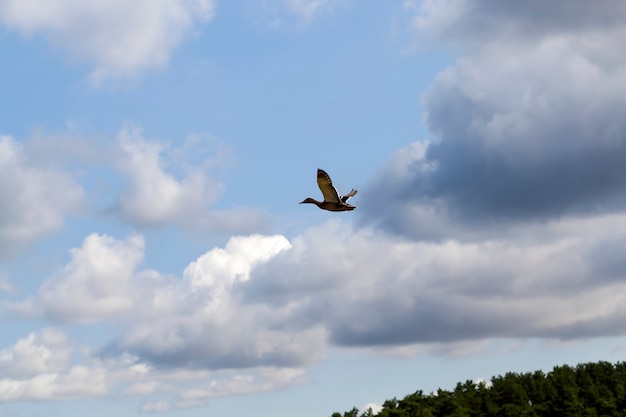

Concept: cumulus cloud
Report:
left=0, top=135, right=83, bottom=259
left=0, top=0, right=215, bottom=83
left=0, top=329, right=70, bottom=378
left=364, top=0, right=626, bottom=239
left=243, top=219, right=626, bottom=348
left=5, top=231, right=318, bottom=371
left=175, top=367, right=305, bottom=403
left=105, top=215, right=626, bottom=361
left=113, top=126, right=271, bottom=235
left=129, top=366, right=305, bottom=410
left=0, top=330, right=108, bottom=402
left=0, top=366, right=108, bottom=402
left=0, top=326, right=305, bottom=407
left=111, top=234, right=327, bottom=370
left=4, top=209, right=626, bottom=404
left=15, top=219, right=626, bottom=367
left=8, top=233, right=148, bottom=323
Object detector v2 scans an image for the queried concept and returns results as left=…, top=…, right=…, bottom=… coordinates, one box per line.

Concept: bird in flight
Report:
left=299, top=168, right=358, bottom=211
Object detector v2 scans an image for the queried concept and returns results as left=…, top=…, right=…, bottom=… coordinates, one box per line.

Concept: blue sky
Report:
left=1, top=0, right=626, bottom=416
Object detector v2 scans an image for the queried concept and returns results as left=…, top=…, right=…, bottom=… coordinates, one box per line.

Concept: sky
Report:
left=1, top=0, right=626, bottom=416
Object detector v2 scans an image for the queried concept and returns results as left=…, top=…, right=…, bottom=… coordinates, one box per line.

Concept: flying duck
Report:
left=299, top=168, right=358, bottom=211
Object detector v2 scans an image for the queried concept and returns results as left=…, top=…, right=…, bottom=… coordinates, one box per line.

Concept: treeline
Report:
left=331, top=360, right=626, bottom=417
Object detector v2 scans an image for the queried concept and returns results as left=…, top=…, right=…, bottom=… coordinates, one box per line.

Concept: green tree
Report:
left=343, top=407, right=359, bottom=417
left=330, top=360, right=626, bottom=417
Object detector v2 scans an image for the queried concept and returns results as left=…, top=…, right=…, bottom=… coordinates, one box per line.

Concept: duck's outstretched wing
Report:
left=316, top=169, right=341, bottom=203
left=341, top=188, right=358, bottom=203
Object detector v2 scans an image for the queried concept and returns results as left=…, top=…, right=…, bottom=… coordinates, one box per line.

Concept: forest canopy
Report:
left=331, top=361, right=626, bottom=417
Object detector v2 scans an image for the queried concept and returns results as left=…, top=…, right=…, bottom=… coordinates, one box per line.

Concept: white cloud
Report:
left=474, top=378, right=492, bottom=388
left=284, top=0, right=346, bottom=23
left=4, top=211, right=626, bottom=403
left=0, top=329, right=70, bottom=378
left=408, top=0, right=467, bottom=38
left=114, top=126, right=270, bottom=235
left=11, top=215, right=612, bottom=376
left=5, top=231, right=317, bottom=373
left=183, top=234, right=292, bottom=289
left=112, top=234, right=325, bottom=370
left=0, top=135, right=83, bottom=259
left=176, top=367, right=305, bottom=402
left=100, top=215, right=626, bottom=371
left=115, top=126, right=221, bottom=227
left=1, top=125, right=269, bottom=237
left=0, top=0, right=215, bottom=83
left=0, top=330, right=108, bottom=402
left=128, top=366, right=305, bottom=410
left=126, top=380, right=166, bottom=396
left=140, top=400, right=170, bottom=413
left=361, top=402, right=383, bottom=415
left=8, top=233, right=148, bottom=323
left=255, top=0, right=347, bottom=27
left=0, top=326, right=307, bottom=405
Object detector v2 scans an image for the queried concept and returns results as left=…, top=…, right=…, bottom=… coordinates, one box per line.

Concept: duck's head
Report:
left=299, top=198, right=317, bottom=204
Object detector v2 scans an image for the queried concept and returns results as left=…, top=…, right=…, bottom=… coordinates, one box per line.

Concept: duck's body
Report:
left=300, top=169, right=357, bottom=212
left=299, top=197, right=356, bottom=211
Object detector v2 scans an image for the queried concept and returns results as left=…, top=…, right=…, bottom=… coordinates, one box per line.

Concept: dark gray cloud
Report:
left=583, top=235, right=626, bottom=284
left=327, top=295, right=507, bottom=347
left=421, top=128, right=626, bottom=221
left=237, top=219, right=626, bottom=351
left=416, top=0, right=626, bottom=44
left=363, top=0, right=626, bottom=240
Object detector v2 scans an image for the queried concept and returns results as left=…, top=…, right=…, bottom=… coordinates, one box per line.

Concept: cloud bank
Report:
left=4, top=211, right=626, bottom=404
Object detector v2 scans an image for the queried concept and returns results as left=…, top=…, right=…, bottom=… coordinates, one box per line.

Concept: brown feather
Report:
left=300, top=169, right=357, bottom=212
